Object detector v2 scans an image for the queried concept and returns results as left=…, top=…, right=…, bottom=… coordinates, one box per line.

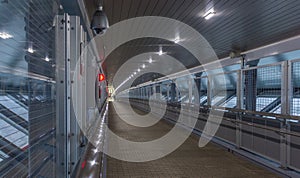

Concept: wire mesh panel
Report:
left=291, top=61, right=300, bottom=116
left=241, top=64, right=282, bottom=163
left=289, top=60, right=300, bottom=171
left=243, top=64, right=281, bottom=112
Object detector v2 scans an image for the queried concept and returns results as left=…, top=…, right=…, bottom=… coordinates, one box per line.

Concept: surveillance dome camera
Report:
left=91, top=6, right=109, bottom=35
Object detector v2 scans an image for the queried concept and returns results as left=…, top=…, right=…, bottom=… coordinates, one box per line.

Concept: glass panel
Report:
left=0, top=114, right=28, bottom=148
left=0, top=0, right=59, bottom=177
left=0, top=95, right=28, bottom=121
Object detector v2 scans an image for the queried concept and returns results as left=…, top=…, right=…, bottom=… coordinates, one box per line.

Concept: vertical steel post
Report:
left=194, top=73, right=202, bottom=106
left=55, top=13, right=71, bottom=178
left=153, top=84, right=156, bottom=100
left=69, top=16, right=82, bottom=172
left=167, top=84, right=170, bottom=101
left=236, top=70, right=243, bottom=148
left=280, top=61, right=291, bottom=169
left=244, top=60, right=259, bottom=111
left=188, top=78, right=193, bottom=104
left=170, top=82, right=176, bottom=102
left=156, top=84, right=161, bottom=101
left=207, top=76, right=212, bottom=106
left=81, top=25, right=87, bottom=147
left=65, top=14, right=72, bottom=177
left=236, top=56, right=246, bottom=149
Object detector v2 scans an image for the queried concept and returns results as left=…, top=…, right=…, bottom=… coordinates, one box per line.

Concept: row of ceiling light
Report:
left=113, top=55, right=157, bottom=95
left=203, top=8, right=216, bottom=20
left=128, top=56, right=155, bottom=81
left=116, top=34, right=185, bottom=93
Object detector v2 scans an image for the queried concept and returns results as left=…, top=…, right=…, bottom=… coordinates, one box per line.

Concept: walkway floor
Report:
left=106, top=102, right=280, bottom=178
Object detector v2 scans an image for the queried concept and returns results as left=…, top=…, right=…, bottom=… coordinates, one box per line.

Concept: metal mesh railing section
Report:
left=243, top=64, right=281, bottom=113
left=124, top=60, right=300, bottom=173
left=289, top=60, right=300, bottom=171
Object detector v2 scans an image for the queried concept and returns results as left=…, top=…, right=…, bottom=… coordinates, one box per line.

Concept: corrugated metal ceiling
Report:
left=84, top=0, right=300, bottom=84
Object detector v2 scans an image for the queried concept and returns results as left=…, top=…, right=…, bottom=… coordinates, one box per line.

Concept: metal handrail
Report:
left=126, top=99, right=300, bottom=138
left=130, top=98, right=300, bottom=121
left=73, top=102, right=108, bottom=178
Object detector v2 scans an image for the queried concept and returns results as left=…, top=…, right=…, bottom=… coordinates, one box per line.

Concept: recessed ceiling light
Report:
left=158, top=45, right=164, bottom=56
left=149, top=57, right=153, bottom=64
left=174, top=37, right=180, bottom=44
left=134, top=72, right=137, bottom=75
left=90, top=160, right=97, bottom=166
left=204, top=9, right=216, bottom=20
left=93, top=148, right=98, bottom=154
left=137, top=68, right=141, bottom=72
left=27, top=47, right=34, bottom=54
left=142, top=64, right=146, bottom=68
left=159, top=49, right=163, bottom=56
left=45, top=56, right=50, bottom=62
left=0, top=32, right=13, bottom=39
